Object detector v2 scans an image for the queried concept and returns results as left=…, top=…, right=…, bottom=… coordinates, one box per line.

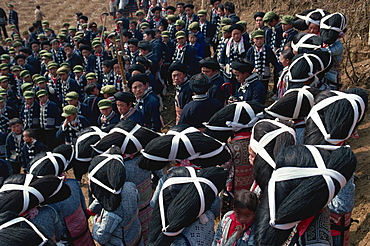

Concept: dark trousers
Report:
left=38, top=128, right=59, bottom=151
left=0, top=24, right=8, bottom=38
left=10, top=161, right=22, bottom=174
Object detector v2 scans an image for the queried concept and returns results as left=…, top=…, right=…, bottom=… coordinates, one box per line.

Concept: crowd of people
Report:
left=0, top=1, right=366, bottom=246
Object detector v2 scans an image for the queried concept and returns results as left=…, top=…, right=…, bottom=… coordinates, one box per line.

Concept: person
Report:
left=114, top=91, right=144, bottom=125
left=36, top=89, right=61, bottom=150
left=183, top=3, right=199, bottom=29
left=5, top=118, right=24, bottom=174
left=213, top=190, right=258, bottom=246
left=210, top=0, right=221, bottom=25
left=246, top=30, right=282, bottom=94
left=253, top=12, right=268, bottom=31
left=188, top=33, right=204, bottom=59
left=224, top=2, right=239, bottom=24
left=7, top=4, right=18, bottom=32
left=188, top=22, right=206, bottom=58
left=128, top=74, right=161, bottom=132
left=172, top=31, right=199, bottom=75
left=277, top=15, right=298, bottom=58
left=219, top=24, right=251, bottom=83
left=101, top=60, right=115, bottom=86
left=231, top=59, right=266, bottom=104
left=89, top=147, right=142, bottom=246
left=56, top=105, right=90, bottom=145
left=97, top=99, right=120, bottom=129
left=0, top=7, right=8, bottom=39
left=83, top=83, right=102, bottom=123
left=34, top=5, right=46, bottom=30
left=178, top=73, right=222, bottom=130
left=65, top=91, right=94, bottom=124
left=200, top=58, right=227, bottom=105
left=263, top=11, right=282, bottom=52
left=197, top=10, right=217, bottom=58
left=20, top=91, right=41, bottom=130
left=176, top=2, right=186, bottom=21
left=22, top=129, right=47, bottom=170
left=169, top=62, right=193, bottom=124
left=148, top=6, right=168, bottom=29
left=56, top=67, right=81, bottom=108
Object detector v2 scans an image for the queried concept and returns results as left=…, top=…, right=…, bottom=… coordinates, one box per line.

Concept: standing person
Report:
left=277, top=15, right=298, bottom=58
left=169, top=62, right=192, bottom=124
left=224, top=2, right=239, bottom=24
left=172, top=31, right=199, bottom=75
left=56, top=105, right=90, bottom=145
left=7, top=4, right=18, bottom=32
left=210, top=0, right=221, bottom=25
left=114, top=91, right=144, bottom=125
left=22, top=129, right=47, bottom=170
left=198, top=10, right=217, bottom=58
left=128, top=74, right=161, bottom=132
left=230, top=59, right=266, bottom=104
left=246, top=30, right=282, bottom=94
left=0, top=7, right=8, bottom=39
left=183, top=4, right=199, bottom=29
left=34, top=5, right=45, bottom=31
left=5, top=118, right=24, bottom=174
left=20, top=91, right=41, bottom=131
left=36, top=89, right=61, bottom=150
left=97, top=99, right=120, bottom=129
left=178, top=73, right=222, bottom=130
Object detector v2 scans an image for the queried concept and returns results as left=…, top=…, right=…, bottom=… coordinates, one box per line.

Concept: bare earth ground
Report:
left=3, top=0, right=370, bottom=244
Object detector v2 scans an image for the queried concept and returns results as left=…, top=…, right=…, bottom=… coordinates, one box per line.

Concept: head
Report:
left=188, top=33, right=197, bottom=44
left=200, top=58, right=220, bottom=78
left=177, top=36, right=187, bottom=45
left=51, top=40, right=60, bottom=50
left=23, top=129, right=36, bottom=143
left=9, top=118, right=23, bottom=135
left=263, top=11, right=279, bottom=27
left=128, top=75, right=150, bottom=98
left=184, top=4, right=194, bottom=17
left=307, top=23, right=320, bottom=35
left=63, top=44, right=74, bottom=56
left=231, top=60, right=254, bottom=83
left=230, top=25, right=244, bottom=42
left=232, top=190, right=258, bottom=225
left=176, top=3, right=185, bottom=14
left=254, top=12, right=265, bottom=29
left=279, top=49, right=294, bottom=67
left=170, top=62, right=188, bottom=85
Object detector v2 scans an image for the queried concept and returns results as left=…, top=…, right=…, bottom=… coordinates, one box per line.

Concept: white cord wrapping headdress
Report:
left=158, top=167, right=218, bottom=236
left=0, top=217, right=48, bottom=245
left=291, top=34, right=322, bottom=52
left=141, top=127, right=225, bottom=161
left=75, top=126, right=107, bottom=161
left=265, top=86, right=314, bottom=120
left=295, top=9, right=327, bottom=26
left=307, top=91, right=365, bottom=145
left=203, top=102, right=264, bottom=131
left=88, top=153, right=125, bottom=194
left=320, top=12, right=346, bottom=33
left=250, top=119, right=296, bottom=169
left=268, top=145, right=347, bottom=230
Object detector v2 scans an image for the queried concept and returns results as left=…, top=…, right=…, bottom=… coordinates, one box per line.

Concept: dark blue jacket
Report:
left=5, top=132, right=24, bottom=163
left=97, top=112, right=120, bottom=129
left=20, top=102, right=41, bottom=130
left=26, top=56, right=41, bottom=74
left=66, top=53, right=83, bottom=69
left=265, top=24, right=283, bottom=50
left=23, top=140, right=47, bottom=168
left=126, top=109, right=145, bottom=126
left=56, top=115, right=90, bottom=144
left=227, top=13, right=240, bottom=24
left=38, top=100, right=62, bottom=129
left=77, top=102, right=94, bottom=126
left=234, top=74, right=266, bottom=104
left=84, top=54, right=97, bottom=73
left=83, top=95, right=102, bottom=124
left=208, top=74, right=227, bottom=105
left=135, top=89, right=161, bottom=132
left=246, top=44, right=283, bottom=80
left=176, top=78, right=193, bottom=109
left=179, top=96, right=222, bottom=128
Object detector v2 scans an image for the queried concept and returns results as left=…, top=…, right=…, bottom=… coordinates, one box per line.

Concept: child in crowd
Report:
left=5, top=118, right=24, bottom=174
left=22, top=129, right=47, bottom=170
left=213, top=190, right=258, bottom=246
left=276, top=49, right=294, bottom=98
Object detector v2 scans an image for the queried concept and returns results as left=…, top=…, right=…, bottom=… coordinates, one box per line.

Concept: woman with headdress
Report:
left=248, top=119, right=296, bottom=193
left=29, top=144, right=95, bottom=246
left=149, top=166, right=228, bottom=246
left=0, top=173, right=71, bottom=245
left=0, top=211, right=57, bottom=246
left=89, top=146, right=142, bottom=246
left=203, top=101, right=265, bottom=212
left=320, top=12, right=346, bottom=90
left=286, top=49, right=332, bottom=90
left=304, top=89, right=367, bottom=246
left=93, top=120, right=159, bottom=244
left=254, top=144, right=356, bottom=246
left=265, top=86, right=320, bottom=144
left=293, top=9, right=330, bottom=36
